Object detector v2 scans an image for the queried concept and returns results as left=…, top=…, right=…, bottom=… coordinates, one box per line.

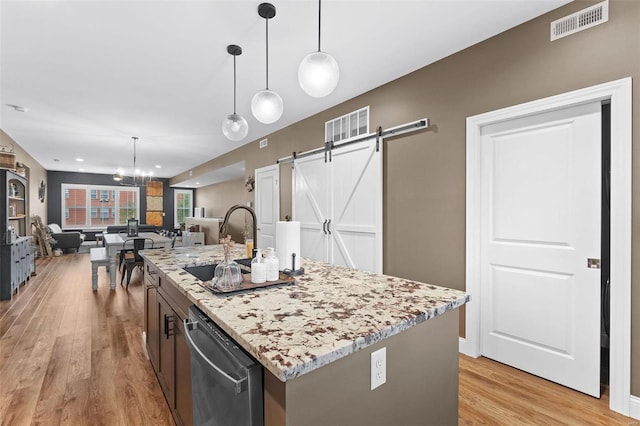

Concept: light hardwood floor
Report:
left=0, top=254, right=635, bottom=425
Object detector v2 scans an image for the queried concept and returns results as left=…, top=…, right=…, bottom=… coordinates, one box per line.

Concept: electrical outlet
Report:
left=370, top=347, right=386, bottom=390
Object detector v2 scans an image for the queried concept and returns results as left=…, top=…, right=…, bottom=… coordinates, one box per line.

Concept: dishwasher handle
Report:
left=183, top=319, right=248, bottom=394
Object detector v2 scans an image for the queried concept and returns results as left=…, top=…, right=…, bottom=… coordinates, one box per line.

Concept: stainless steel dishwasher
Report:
left=184, top=305, right=264, bottom=426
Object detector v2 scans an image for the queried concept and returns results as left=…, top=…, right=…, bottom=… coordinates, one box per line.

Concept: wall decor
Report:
left=38, top=180, right=46, bottom=202
left=245, top=175, right=255, bottom=192
left=145, top=180, right=163, bottom=226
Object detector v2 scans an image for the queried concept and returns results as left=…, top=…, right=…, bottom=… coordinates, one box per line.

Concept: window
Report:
left=174, top=189, right=193, bottom=228
left=61, top=184, right=139, bottom=230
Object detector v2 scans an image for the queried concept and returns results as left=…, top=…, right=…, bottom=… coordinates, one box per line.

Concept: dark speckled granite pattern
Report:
left=141, top=245, right=470, bottom=382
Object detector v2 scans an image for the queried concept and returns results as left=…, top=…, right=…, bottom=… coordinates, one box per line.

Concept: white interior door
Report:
left=293, top=152, right=329, bottom=262
left=255, top=164, right=279, bottom=250
left=330, top=138, right=382, bottom=273
left=480, top=102, right=602, bottom=397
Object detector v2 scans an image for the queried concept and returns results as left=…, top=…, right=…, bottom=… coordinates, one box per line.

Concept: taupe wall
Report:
left=194, top=177, right=252, bottom=243
left=1, top=129, right=47, bottom=230
left=173, top=1, right=640, bottom=395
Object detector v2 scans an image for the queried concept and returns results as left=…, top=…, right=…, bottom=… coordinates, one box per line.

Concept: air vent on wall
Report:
left=325, top=106, right=369, bottom=144
left=550, top=0, right=608, bottom=41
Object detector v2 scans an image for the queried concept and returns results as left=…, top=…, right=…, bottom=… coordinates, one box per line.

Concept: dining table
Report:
left=102, top=232, right=173, bottom=289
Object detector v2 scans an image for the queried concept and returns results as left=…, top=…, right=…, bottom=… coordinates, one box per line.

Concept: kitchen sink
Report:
left=183, top=264, right=217, bottom=282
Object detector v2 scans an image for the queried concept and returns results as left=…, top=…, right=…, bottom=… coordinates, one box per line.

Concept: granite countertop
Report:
left=141, top=245, right=470, bottom=382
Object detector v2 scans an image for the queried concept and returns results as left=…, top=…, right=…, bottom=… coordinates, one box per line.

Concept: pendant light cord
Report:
left=233, top=55, right=237, bottom=114
left=132, top=137, right=137, bottom=185
left=265, top=17, right=270, bottom=90
left=317, top=0, right=322, bottom=52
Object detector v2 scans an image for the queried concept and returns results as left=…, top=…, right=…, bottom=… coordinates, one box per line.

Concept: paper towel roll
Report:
left=275, top=221, right=301, bottom=270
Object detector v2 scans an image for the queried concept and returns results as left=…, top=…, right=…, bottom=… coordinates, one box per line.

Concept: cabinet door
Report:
left=145, top=284, right=159, bottom=371
left=157, top=295, right=175, bottom=404
left=293, top=151, right=330, bottom=262
left=174, top=317, right=193, bottom=426
left=11, top=243, right=19, bottom=290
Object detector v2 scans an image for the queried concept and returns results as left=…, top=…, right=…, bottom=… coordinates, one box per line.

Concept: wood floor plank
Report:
left=458, top=354, right=633, bottom=425
left=30, top=334, right=74, bottom=425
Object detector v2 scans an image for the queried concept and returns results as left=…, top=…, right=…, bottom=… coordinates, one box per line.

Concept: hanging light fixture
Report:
left=113, top=136, right=151, bottom=186
left=251, top=3, right=283, bottom=124
left=298, top=0, right=339, bottom=98
left=222, top=44, right=249, bottom=141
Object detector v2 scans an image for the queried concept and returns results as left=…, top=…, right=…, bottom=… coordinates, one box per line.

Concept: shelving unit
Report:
left=1, top=168, right=33, bottom=300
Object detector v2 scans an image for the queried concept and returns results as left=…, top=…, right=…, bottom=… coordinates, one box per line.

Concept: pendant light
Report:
left=298, top=0, right=339, bottom=98
left=251, top=3, right=283, bottom=124
left=222, top=44, right=249, bottom=141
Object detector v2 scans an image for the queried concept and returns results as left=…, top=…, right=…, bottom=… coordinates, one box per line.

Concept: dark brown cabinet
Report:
left=145, top=264, right=160, bottom=371
left=144, top=261, right=193, bottom=426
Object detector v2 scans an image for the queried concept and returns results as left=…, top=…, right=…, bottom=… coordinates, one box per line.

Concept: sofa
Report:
left=105, top=224, right=159, bottom=234
left=47, top=224, right=85, bottom=253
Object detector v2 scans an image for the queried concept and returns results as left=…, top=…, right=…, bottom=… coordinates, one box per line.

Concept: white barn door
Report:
left=293, top=137, right=382, bottom=273
left=329, top=138, right=382, bottom=273
left=480, top=102, right=602, bottom=397
left=293, top=152, right=330, bottom=263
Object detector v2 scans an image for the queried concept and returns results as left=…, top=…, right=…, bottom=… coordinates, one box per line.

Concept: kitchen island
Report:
left=142, top=244, right=469, bottom=426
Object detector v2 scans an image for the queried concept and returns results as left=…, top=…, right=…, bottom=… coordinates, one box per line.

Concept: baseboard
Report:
left=459, top=337, right=478, bottom=358
left=630, top=395, right=640, bottom=420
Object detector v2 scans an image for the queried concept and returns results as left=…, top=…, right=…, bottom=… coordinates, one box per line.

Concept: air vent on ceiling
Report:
left=550, top=0, right=608, bottom=41
left=325, top=106, right=369, bottom=144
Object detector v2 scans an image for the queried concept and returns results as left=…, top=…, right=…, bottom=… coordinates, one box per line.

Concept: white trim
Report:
left=630, top=395, right=640, bottom=421
left=465, top=78, right=632, bottom=416
left=458, top=337, right=477, bottom=357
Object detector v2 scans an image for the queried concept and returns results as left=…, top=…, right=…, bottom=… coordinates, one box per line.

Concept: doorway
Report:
left=463, top=78, right=632, bottom=415
left=254, top=164, right=280, bottom=250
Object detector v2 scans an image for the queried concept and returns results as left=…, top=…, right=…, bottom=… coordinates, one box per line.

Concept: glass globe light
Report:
left=298, top=51, right=339, bottom=98
left=251, top=89, right=283, bottom=124
left=222, top=113, right=249, bottom=141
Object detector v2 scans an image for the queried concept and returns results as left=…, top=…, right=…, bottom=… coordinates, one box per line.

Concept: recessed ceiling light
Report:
left=75, top=158, right=84, bottom=162
left=155, top=165, right=161, bottom=169
left=195, top=182, right=200, bottom=185
left=6, top=104, right=28, bottom=112
left=79, top=168, right=85, bottom=172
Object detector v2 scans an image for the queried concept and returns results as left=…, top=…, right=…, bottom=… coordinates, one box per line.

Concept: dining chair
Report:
left=120, top=237, right=154, bottom=288
left=117, top=232, right=131, bottom=271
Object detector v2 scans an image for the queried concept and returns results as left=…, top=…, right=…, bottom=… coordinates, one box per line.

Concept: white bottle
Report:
left=251, top=250, right=266, bottom=284
left=265, top=247, right=280, bottom=281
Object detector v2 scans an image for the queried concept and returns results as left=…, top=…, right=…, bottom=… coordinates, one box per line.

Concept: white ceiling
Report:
left=0, top=0, right=570, bottom=186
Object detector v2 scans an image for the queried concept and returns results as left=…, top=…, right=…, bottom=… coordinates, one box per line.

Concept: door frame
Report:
left=463, top=78, right=632, bottom=415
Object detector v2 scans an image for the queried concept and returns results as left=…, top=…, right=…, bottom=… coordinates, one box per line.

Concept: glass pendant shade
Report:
left=298, top=51, right=339, bottom=98
left=251, top=89, right=283, bottom=124
left=222, top=113, right=249, bottom=141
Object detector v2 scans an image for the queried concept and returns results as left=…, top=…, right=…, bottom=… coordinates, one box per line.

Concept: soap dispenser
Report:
left=251, top=249, right=266, bottom=284
left=265, top=247, right=280, bottom=281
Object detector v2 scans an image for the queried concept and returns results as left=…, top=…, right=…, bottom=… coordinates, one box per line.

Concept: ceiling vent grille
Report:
left=550, top=0, right=608, bottom=41
left=325, top=106, right=369, bottom=144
